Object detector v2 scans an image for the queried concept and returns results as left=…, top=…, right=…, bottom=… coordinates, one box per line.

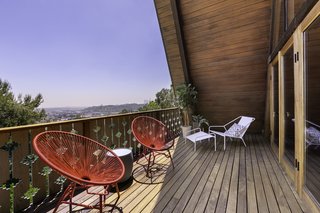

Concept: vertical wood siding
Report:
left=156, top=0, right=271, bottom=132
left=179, top=0, right=271, bottom=132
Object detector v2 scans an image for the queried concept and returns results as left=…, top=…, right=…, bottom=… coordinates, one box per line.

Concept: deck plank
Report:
left=255, top=135, right=291, bottom=213
left=153, top=145, right=211, bottom=212
left=245, top=135, right=258, bottom=213
left=105, top=139, right=186, bottom=205
left=162, top=146, right=213, bottom=212
left=249, top=134, right=269, bottom=213
left=204, top=142, right=233, bottom=212
left=182, top=142, right=224, bottom=213
left=192, top=140, right=227, bottom=213
left=260, top=136, right=306, bottom=213
left=122, top=142, right=194, bottom=212
left=237, top=143, right=247, bottom=213
left=226, top=142, right=240, bottom=213
left=171, top=142, right=217, bottom=212
left=128, top=145, right=194, bottom=212
left=141, top=143, right=209, bottom=212
left=215, top=141, right=236, bottom=213
left=254, top=135, right=280, bottom=213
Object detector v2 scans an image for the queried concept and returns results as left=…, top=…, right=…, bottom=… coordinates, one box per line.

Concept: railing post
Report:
left=83, top=120, right=91, bottom=138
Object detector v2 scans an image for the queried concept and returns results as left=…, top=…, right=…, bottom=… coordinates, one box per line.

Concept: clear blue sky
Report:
left=0, top=1, right=171, bottom=108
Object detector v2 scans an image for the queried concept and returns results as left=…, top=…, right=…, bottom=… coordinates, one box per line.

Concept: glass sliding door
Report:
left=304, top=16, right=320, bottom=204
left=283, top=46, right=295, bottom=166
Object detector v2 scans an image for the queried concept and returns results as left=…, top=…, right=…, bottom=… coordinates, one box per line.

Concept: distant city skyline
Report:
left=0, top=1, right=171, bottom=108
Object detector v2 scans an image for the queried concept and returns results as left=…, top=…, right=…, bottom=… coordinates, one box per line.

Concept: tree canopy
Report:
left=0, top=79, right=46, bottom=128
left=138, top=101, right=161, bottom=111
left=139, top=87, right=176, bottom=112
left=155, top=88, right=176, bottom=109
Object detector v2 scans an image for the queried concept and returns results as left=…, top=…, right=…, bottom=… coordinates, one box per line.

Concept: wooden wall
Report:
left=181, top=0, right=271, bottom=132
left=283, top=46, right=295, bottom=141
left=155, top=0, right=271, bottom=132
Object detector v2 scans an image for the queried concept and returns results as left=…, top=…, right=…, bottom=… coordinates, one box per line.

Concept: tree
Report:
left=175, top=83, right=197, bottom=126
left=155, top=87, right=176, bottom=109
left=0, top=79, right=46, bottom=127
left=138, top=101, right=160, bottom=112
left=139, top=86, right=177, bottom=112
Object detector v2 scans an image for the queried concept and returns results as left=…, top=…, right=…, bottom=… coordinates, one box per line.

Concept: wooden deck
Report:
left=42, top=134, right=308, bottom=213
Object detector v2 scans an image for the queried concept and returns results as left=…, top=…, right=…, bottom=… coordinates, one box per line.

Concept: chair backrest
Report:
left=225, top=116, right=255, bottom=138
left=33, top=131, right=125, bottom=186
left=131, top=116, right=174, bottom=151
left=238, top=116, right=255, bottom=128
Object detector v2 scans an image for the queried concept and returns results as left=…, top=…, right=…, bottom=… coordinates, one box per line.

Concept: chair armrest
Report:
left=209, top=125, right=227, bottom=131
left=224, top=116, right=241, bottom=126
left=208, top=129, right=216, bottom=134
left=209, top=132, right=216, bottom=137
left=306, top=120, right=320, bottom=129
left=185, top=128, right=201, bottom=135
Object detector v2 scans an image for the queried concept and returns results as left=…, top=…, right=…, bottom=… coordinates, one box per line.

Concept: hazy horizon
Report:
left=0, top=1, right=171, bottom=108
left=42, top=102, right=146, bottom=109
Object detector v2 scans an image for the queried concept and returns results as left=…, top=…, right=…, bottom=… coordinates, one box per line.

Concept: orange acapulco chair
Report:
left=32, top=131, right=125, bottom=213
left=131, top=116, right=176, bottom=178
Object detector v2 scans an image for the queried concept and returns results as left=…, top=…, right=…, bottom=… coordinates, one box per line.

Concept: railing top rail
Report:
left=0, top=107, right=180, bottom=132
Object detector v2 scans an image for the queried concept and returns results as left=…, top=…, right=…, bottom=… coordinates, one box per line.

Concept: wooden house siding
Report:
left=155, top=0, right=271, bottom=132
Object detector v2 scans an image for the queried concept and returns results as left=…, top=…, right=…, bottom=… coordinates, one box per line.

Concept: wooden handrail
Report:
left=0, top=107, right=179, bottom=132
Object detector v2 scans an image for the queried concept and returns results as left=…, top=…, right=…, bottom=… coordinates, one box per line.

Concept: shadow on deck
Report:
left=33, top=134, right=308, bottom=212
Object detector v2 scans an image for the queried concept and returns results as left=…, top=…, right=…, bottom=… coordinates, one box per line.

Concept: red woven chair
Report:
left=131, top=116, right=176, bottom=177
left=33, top=131, right=125, bottom=213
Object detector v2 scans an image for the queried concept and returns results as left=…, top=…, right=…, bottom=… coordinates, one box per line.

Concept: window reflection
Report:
left=283, top=46, right=295, bottom=166
left=305, top=16, right=320, bottom=203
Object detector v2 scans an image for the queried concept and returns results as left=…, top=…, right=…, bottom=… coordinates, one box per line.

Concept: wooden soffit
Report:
left=154, top=0, right=189, bottom=88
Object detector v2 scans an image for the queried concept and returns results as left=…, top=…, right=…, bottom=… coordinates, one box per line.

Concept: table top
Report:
left=112, top=148, right=132, bottom=156
left=186, top=131, right=215, bottom=142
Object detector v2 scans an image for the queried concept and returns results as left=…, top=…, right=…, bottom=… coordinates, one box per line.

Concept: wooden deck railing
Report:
left=0, top=108, right=182, bottom=212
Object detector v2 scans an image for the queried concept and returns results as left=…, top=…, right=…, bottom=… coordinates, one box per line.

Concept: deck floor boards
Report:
left=43, top=134, right=308, bottom=213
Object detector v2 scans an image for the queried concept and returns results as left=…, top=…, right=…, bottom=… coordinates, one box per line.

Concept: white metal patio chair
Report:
left=209, top=116, right=255, bottom=150
left=305, top=120, right=320, bottom=149
left=292, top=119, right=320, bottom=149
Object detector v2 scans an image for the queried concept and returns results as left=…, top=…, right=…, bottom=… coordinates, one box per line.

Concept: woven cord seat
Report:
left=131, top=116, right=176, bottom=177
left=33, top=131, right=125, bottom=212
left=209, top=116, right=255, bottom=150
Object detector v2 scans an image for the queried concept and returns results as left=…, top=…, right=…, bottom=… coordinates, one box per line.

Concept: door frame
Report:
left=269, top=56, right=280, bottom=157
left=278, top=36, right=297, bottom=184
left=298, top=0, right=320, bottom=210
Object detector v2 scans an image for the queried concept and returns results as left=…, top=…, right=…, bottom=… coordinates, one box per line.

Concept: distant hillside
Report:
left=44, top=103, right=146, bottom=121
left=82, top=103, right=145, bottom=113
left=44, top=107, right=85, bottom=113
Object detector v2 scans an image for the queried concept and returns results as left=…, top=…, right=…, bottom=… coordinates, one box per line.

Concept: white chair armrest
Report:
left=224, top=116, right=241, bottom=126
left=209, top=130, right=226, bottom=137
left=185, top=128, right=201, bottom=135
left=306, top=120, right=320, bottom=129
left=209, top=125, right=227, bottom=131
left=209, top=132, right=216, bottom=137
